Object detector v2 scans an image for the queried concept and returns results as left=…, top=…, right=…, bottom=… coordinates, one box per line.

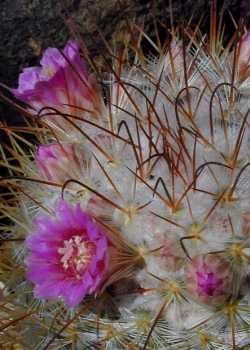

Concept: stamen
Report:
left=58, top=235, right=91, bottom=278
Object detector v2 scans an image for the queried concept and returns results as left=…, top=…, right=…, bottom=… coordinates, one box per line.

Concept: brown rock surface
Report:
left=1, top=0, right=250, bottom=86
left=0, top=0, right=250, bottom=127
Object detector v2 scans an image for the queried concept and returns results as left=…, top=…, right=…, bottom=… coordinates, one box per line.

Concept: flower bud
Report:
left=157, top=234, right=185, bottom=271
left=185, top=254, right=232, bottom=305
left=36, top=143, right=86, bottom=183
left=242, top=211, right=250, bottom=237
left=238, top=31, right=250, bottom=80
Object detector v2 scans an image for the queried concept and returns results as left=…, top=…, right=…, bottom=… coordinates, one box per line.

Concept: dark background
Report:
left=0, top=0, right=250, bottom=125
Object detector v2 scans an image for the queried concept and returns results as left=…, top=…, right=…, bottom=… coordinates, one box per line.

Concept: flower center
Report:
left=58, top=235, right=92, bottom=279
left=196, top=271, right=223, bottom=297
left=42, top=64, right=56, bottom=78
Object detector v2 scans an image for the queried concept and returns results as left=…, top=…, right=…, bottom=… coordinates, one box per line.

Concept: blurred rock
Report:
left=0, top=0, right=250, bottom=124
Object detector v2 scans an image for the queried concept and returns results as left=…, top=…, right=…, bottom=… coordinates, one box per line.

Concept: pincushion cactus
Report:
left=2, top=5, right=250, bottom=349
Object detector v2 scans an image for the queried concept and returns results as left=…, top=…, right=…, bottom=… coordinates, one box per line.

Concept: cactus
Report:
left=1, top=4, right=250, bottom=349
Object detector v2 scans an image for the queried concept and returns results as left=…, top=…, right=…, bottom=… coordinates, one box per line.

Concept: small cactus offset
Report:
left=2, top=4, right=250, bottom=350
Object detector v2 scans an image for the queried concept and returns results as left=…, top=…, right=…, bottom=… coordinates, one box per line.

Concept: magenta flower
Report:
left=35, top=143, right=86, bottom=183
left=12, top=41, right=104, bottom=126
left=25, top=201, right=110, bottom=307
left=185, top=255, right=232, bottom=305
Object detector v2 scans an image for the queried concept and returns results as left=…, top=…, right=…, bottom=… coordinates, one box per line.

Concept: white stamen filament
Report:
left=58, top=235, right=91, bottom=277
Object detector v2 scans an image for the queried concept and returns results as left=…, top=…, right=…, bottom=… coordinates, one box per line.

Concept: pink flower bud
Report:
left=36, top=143, right=87, bottom=183
left=185, top=255, right=232, bottom=305
left=156, top=234, right=185, bottom=271
left=242, top=211, right=250, bottom=237
left=238, top=31, right=250, bottom=80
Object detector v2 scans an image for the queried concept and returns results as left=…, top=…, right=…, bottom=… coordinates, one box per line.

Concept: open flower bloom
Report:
left=185, top=254, right=232, bottom=305
left=25, top=200, right=110, bottom=307
left=36, top=143, right=89, bottom=183
left=12, top=41, right=105, bottom=129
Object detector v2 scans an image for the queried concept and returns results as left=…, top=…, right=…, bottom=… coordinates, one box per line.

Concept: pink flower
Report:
left=12, top=41, right=104, bottom=127
left=25, top=200, right=110, bottom=307
left=35, top=143, right=88, bottom=183
left=185, top=255, right=232, bottom=305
